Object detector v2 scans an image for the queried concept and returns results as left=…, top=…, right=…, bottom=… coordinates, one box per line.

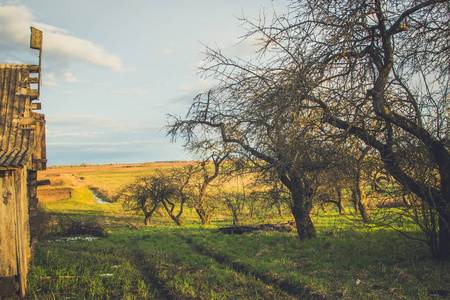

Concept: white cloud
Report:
left=48, top=140, right=161, bottom=147
left=61, top=70, right=90, bottom=83
left=47, top=114, right=162, bottom=133
left=152, top=103, right=167, bottom=108
left=158, top=41, right=175, bottom=55
left=48, top=114, right=123, bottom=129
left=113, top=87, right=149, bottom=97
left=178, top=78, right=212, bottom=95
left=0, top=4, right=126, bottom=72
left=0, top=4, right=32, bottom=44
left=3, top=59, right=22, bottom=64
left=158, top=48, right=174, bottom=55
left=61, top=71, right=78, bottom=83
left=46, top=130, right=102, bottom=138
left=44, top=31, right=126, bottom=72
left=47, top=140, right=165, bottom=154
left=42, top=72, right=60, bottom=88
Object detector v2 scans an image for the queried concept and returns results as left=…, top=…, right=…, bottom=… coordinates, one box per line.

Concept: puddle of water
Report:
left=89, top=188, right=109, bottom=204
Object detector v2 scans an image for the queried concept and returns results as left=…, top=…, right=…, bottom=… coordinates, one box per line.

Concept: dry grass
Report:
left=38, top=162, right=194, bottom=202
left=38, top=162, right=257, bottom=203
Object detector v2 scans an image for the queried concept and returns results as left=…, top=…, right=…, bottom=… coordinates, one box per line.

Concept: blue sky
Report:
left=0, top=0, right=289, bottom=166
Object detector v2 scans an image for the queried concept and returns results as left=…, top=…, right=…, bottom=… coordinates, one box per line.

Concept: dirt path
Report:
left=61, top=173, right=90, bottom=188
left=175, top=233, right=326, bottom=300
left=123, top=249, right=199, bottom=300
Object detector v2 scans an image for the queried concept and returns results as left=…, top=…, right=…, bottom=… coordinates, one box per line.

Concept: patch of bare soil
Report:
left=37, top=187, right=72, bottom=202
left=37, top=171, right=88, bottom=202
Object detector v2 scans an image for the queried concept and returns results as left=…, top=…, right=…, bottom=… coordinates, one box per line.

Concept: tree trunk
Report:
left=336, top=189, right=345, bottom=215
left=436, top=173, right=450, bottom=260
left=161, top=199, right=185, bottom=226
left=196, top=208, right=211, bottom=225
left=142, top=204, right=158, bottom=226
left=144, top=214, right=152, bottom=226
left=232, top=209, right=240, bottom=226
left=338, top=201, right=345, bottom=215
left=437, top=210, right=450, bottom=260
left=353, top=201, right=359, bottom=213
left=281, top=175, right=316, bottom=241
left=357, top=201, right=371, bottom=223
left=351, top=187, right=371, bottom=223
left=169, top=215, right=184, bottom=226
left=276, top=201, right=284, bottom=217
left=291, top=199, right=316, bottom=240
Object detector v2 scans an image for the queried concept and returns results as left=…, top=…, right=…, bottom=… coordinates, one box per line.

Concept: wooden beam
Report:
left=28, top=65, right=39, bottom=73
left=27, top=89, right=39, bottom=100
left=28, top=77, right=39, bottom=84
left=26, top=103, right=41, bottom=111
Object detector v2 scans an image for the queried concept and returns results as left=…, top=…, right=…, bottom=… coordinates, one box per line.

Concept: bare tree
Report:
left=121, top=168, right=194, bottom=226
left=169, top=66, right=343, bottom=240
left=120, top=175, right=161, bottom=226
left=158, top=167, right=195, bottom=226
left=187, top=141, right=232, bottom=225
left=242, top=0, right=449, bottom=259
left=170, top=0, right=449, bottom=259
left=344, top=144, right=375, bottom=222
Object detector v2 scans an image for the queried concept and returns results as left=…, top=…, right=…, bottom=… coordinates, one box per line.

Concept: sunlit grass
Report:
left=27, top=188, right=450, bottom=299
left=30, top=164, right=450, bottom=299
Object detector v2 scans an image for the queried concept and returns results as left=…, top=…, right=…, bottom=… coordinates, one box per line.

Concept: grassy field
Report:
left=39, top=162, right=192, bottom=201
left=27, top=163, right=450, bottom=299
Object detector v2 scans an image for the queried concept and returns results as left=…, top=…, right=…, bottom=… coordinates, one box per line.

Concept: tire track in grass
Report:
left=125, top=249, right=197, bottom=300
left=178, top=234, right=328, bottom=300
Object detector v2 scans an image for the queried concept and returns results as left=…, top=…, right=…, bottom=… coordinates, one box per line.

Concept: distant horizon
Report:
left=47, top=159, right=200, bottom=168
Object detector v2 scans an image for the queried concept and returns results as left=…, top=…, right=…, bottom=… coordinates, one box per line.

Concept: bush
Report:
left=57, top=218, right=108, bottom=237
left=35, top=203, right=53, bottom=239
left=42, top=212, right=108, bottom=238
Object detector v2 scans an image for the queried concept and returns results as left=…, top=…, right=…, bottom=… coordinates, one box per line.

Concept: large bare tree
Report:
left=170, top=0, right=449, bottom=259
left=169, top=65, right=344, bottom=240
left=256, top=0, right=449, bottom=259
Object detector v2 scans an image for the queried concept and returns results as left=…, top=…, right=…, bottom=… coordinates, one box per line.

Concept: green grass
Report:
left=27, top=186, right=450, bottom=299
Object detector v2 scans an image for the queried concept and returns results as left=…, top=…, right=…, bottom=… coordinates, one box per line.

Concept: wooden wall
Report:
left=0, top=64, right=46, bottom=298
left=0, top=168, right=31, bottom=298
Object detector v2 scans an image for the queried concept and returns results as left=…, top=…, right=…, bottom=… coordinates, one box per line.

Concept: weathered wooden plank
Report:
left=0, top=172, right=18, bottom=278
left=27, top=89, right=39, bottom=100
left=27, top=77, right=39, bottom=84
left=28, top=65, right=39, bottom=73
left=15, top=168, right=29, bottom=298
left=0, top=65, right=12, bottom=152
left=27, top=102, right=41, bottom=110
left=32, top=113, right=46, bottom=171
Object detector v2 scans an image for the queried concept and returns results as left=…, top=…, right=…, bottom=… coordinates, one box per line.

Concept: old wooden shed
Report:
left=0, top=63, right=46, bottom=297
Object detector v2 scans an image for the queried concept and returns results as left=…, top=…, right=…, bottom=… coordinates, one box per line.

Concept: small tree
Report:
left=188, top=142, right=232, bottom=225
left=120, top=168, right=194, bottom=226
left=120, top=175, right=161, bottom=226
left=157, top=168, right=194, bottom=226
